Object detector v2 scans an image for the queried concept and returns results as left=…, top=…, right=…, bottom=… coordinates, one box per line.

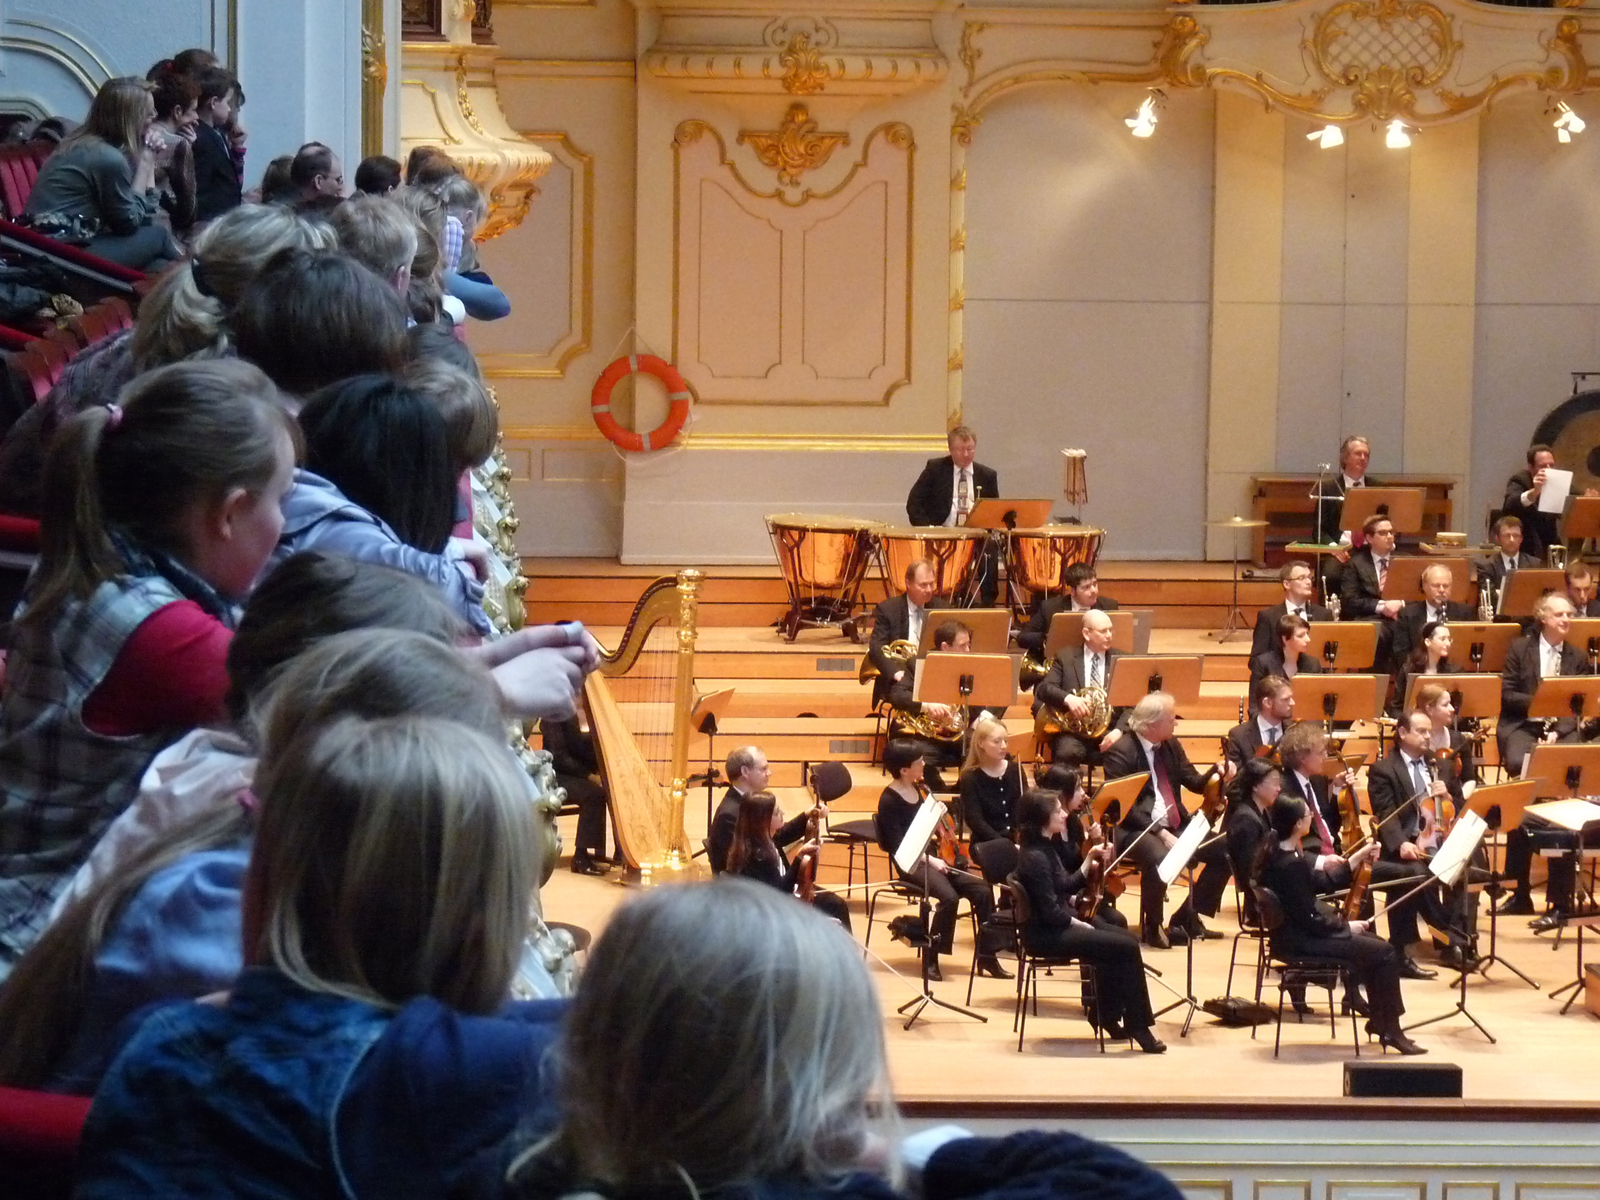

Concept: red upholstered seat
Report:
left=0, top=1085, right=91, bottom=1198
left=9, top=333, right=69, bottom=405
left=0, top=217, right=145, bottom=289
left=0, top=142, right=50, bottom=220
left=0, top=323, right=37, bottom=352
left=0, top=513, right=41, bottom=551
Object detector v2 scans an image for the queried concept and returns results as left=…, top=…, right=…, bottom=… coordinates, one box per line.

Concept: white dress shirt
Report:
left=1256, top=715, right=1282, bottom=747
left=1081, top=647, right=1107, bottom=690
left=908, top=600, right=927, bottom=648
left=1540, top=636, right=1564, bottom=679
left=944, top=463, right=974, bottom=527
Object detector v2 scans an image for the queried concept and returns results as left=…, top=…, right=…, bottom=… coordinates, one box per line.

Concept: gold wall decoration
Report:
left=779, top=32, right=830, bottom=95
left=361, top=0, right=388, bottom=158
left=960, top=23, right=988, bottom=91
left=737, top=103, right=849, bottom=188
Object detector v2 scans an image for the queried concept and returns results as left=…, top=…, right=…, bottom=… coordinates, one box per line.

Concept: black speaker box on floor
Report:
left=1343, top=1060, right=1463, bottom=1098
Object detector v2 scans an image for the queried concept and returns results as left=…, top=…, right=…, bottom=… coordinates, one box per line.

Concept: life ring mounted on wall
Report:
left=590, top=354, right=693, bottom=452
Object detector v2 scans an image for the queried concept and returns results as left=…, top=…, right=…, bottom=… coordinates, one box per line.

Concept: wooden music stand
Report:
left=1043, top=610, right=1135, bottom=658
left=1308, top=621, right=1378, bottom=672
left=1529, top=677, right=1600, bottom=722
left=1444, top=621, right=1519, bottom=674
left=1465, top=779, right=1539, bottom=829
left=1381, top=556, right=1471, bottom=603
left=1402, top=673, right=1499, bottom=717
left=963, top=498, right=1054, bottom=530
left=1291, top=673, right=1386, bottom=725
left=1341, top=487, right=1426, bottom=536
left=1091, top=771, right=1150, bottom=828
left=1498, top=569, right=1566, bottom=619
left=1316, top=750, right=1371, bottom=778
left=1106, top=656, right=1204, bottom=708
left=1564, top=618, right=1600, bottom=661
left=917, top=608, right=1012, bottom=655
left=914, top=652, right=1018, bottom=712
left=1564, top=496, right=1600, bottom=544
left=1524, top=744, right=1600, bottom=798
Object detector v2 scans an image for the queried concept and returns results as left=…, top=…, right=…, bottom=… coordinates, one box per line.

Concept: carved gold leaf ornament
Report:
left=780, top=32, right=831, bottom=95
left=960, top=22, right=988, bottom=90
left=737, top=104, right=850, bottom=188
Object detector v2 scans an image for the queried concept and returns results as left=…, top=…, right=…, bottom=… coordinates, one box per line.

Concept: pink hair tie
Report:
left=237, top=787, right=260, bottom=814
left=105, top=404, right=124, bottom=430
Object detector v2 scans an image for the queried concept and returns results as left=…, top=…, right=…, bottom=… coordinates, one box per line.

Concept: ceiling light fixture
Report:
left=1125, top=91, right=1164, bottom=139
left=1385, top=119, right=1412, bottom=149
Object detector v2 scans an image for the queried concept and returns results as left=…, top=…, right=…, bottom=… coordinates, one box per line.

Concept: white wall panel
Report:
left=963, top=84, right=1214, bottom=559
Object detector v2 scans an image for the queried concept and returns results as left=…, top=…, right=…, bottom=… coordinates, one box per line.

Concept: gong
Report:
left=1532, top=390, right=1600, bottom=495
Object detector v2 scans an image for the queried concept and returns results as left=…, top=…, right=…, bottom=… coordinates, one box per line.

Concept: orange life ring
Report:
left=590, top=354, right=692, bottom=452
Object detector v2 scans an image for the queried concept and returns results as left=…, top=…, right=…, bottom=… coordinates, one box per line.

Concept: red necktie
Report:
left=1152, top=749, right=1180, bottom=830
left=1307, top=783, right=1335, bottom=849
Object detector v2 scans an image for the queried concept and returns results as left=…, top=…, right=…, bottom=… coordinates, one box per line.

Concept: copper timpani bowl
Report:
left=1005, top=525, right=1105, bottom=602
left=875, top=524, right=989, bottom=602
left=765, top=513, right=882, bottom=642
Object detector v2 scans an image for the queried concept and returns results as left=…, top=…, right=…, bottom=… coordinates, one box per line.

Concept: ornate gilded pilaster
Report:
left=361, top=0, right=389, bottom=159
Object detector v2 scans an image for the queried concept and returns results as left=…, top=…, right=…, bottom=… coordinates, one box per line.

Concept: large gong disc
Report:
left=1532, top=390, right=1600, bottom=495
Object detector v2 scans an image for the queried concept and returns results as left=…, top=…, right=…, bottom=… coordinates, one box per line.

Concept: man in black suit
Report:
left=1313, top=435, right=1374, bottom=594
left=1277, top=722, right=1350, bottom=870
left=884, top=619, right=973, bottom=792
left=1391, top=563, right=1474, bottom=665
left=1339, top=513, right=1404, bottom=670
left=866, top=559, right=945, bottom=708
left=1476, top=516, right=1540, bottom=613
left=1102, top=692, right=1232, bottom=948
left=191, top=66, right=243, bottom=222
left=1033, top=609, right=1127, bottom=768
left=708, top=745, right=814, bottom=874
left=1567, top=561, right=1600, bottom=619
left=1366, top=711, right=1470, bottom=974
left=905, top=425, right=1000, bottom=604
left=1502, top=445, right=1562, bottom=562
left=1224, top=674, right=1295, bottom=770
left=1018, top=563, right=1120, bottom=654
left=1250, top=561, right=1331, bottom=661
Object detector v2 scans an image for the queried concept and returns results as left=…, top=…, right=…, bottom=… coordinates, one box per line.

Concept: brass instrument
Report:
left=1019, top=646, right=1048, bottom=691
left=1035, top=685, right=1110, bottom=741
left=1548, top=543, right=1568, bottom=570
left=858, top=638, right=913, bottom=686
left=1328, top=592, right=1341, bottom=621
left=868, top=639, right=969, bottom=742
left=1477, top=571, right=1496, bottom=622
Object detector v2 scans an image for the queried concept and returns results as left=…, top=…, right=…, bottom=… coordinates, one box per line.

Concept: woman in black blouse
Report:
left=1015, top=788, right=1164, bottom=1053
left=958, top=714, right=1023, bottom=851
left=1038, top=764, right=1127, bottom=928
left=1391, top=621, right=1459, bottom=717
left=1248, top=612, right=1322, bottom=702
left=1256, top=794, right=1423, bottom=1055
left=727, top=790, right=852, bottom=932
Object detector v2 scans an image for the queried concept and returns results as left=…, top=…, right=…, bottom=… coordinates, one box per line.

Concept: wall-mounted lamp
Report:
left=1125, top=91, right=1165, bottom=139
left=1306, top=124, right=1345, bottom=149
left=1553, top=101, right=1586, bottom=143
left=1385, top=120, right=1412, bottom=149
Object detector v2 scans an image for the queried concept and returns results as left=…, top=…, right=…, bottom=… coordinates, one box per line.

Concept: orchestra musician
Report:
left=1391, top=621, right=1460, bottom=718
left=1275, top=721, right=1350, bottom=867
left=709, top=745, right=817, bottom=876
left=866, top=558, right=945, bottom=708
left=1501, top=444, right=1562, bottom=562
left=957, top=713, right=1023, bottom=857
left=1033, top=609, right=1128, bottom=768
left=1567, top=561, right=1600, bottom=618
left=541, top=714, right=611, bottom=877
left=1038, top=763, right=1129, bottom=927
left=1477, top=516, right=1538, bottom=612
left=875, top=739, right=1005, bottom=981
left=1101, top=692, right=1233, bottom=949
left=1250, top=561, right=1331, bottom=662
left=1248, top=612, right=1322, bottom=700
left=1392, top=565, right=1473, bottom=666
left=1415, top=683, right=1480, bottom=809
left=1495, top=593, right=1596, bottom=925
left=1339, top=514, right=1403, bottom=671
left=1225, top=674, right=1295, bottom=769
left=725, top=789, right=852, bottom=932
left=1365, top=710, right=1473, bottom=974
left=1312, top=435, right=1374, bottom=593
left=905, top=425, right=999, bottom=606
left=1014, top=786, right=1166, bottom=1053
left=885, top=618, right=974, bottom=792
left=1018, top=563, right=1121, bottom=655
left=1256, top=793, right=1424, bottom=1055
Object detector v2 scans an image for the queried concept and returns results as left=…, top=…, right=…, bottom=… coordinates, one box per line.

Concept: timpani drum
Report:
left=1005, top=525, right=1104, bottom=605
left=876, top=525, right=989, bottom=604
left=766, top=513, right=881, bottom=643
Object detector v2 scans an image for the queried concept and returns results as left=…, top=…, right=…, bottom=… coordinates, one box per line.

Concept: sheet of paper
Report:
left=1158, top=811, right=1212, bottom=887
left=1429, top=810, right=1487, bottom=888
left=894, top=796, right=947, bottom=875
left=1538, top=468, right=1574, bottom=514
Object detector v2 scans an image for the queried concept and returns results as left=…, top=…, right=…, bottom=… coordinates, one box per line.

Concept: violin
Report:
left=916, top=782, right=967, bottom=869
left=1415, top=753, right=1454, bottom=854
left=1073, top=819, right=1125, bottom=920
left=795, top=796, right=821, bottom=903
left=1342, top=853, right=1373, bottom=919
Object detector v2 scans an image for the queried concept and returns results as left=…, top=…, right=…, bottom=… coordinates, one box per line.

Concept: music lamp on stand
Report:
left=1061, top=449, right=1088, bottom=521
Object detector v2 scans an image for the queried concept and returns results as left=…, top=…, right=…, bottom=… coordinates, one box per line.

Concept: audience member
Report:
left=289, top=141, right=344, bottom=205
left=146, top=68, right=199, bottom=232
left=354, top=154, right=402, bottom=196
left=190, top=66, right=243, bottom=223
left=329, top=193, right=417, bottom=294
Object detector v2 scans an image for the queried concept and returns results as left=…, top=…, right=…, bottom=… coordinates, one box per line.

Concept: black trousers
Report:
left=1372, top=857, right=1459, bottom=949
left=1117, top=823, right=1231, bottom=936
left=898, top=863, right=993, bottom=954
left=559, top=774, right=608, bottom=861
left=1050, top=732, right=1105, bottom=770
left=1273, top=929, right=1404, bottom=1033
left=1024, top=916, right=1154, bottom=1030
left=810, top=889, right=853, bottom=933
left=1504, top=814, right=1599, bottom=911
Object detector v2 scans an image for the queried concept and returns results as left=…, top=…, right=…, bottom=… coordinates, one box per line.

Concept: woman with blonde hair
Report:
left=75, top=711, right=565, bottom=1199
left=957, top=712, right=1023, bottom=851
left=495, top=880, right=1181, bottom=1200
left=23, top=76, right=180, bottom=269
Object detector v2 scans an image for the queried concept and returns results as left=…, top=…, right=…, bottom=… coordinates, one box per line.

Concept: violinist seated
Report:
left=885, top=618, right=979, bottom=793
left=1390, top=620, right=1460, bottom=718
left=1250, top=561, right=1331, bottom=662
left=957, top=714, right=1023, bottom=862
left=1225, top=675, right=1295, bottom=770
left=865, top=557, right=945, bottom=709
left=1338, top=514, right=1404, bottom=672
left=1276, top=722, right=1353, bottom=885
left=1415, top=683, right=1479, bottom=809
left=1495, top=594, right=1599, bottom=925
left=1366, top=710, right=1474, bottom=975
left=725, top=788, right=852, bottom=933
left=1247, top=613, right=1322, bottom=707
left=1014, top=787, right=1166, bottom=1053
left=1390, top=565, right=1473, bottom=668
left=1032, top=609, right=1128, bottom=770
left=1100, top=692, right=1234, bottom=950
left=1258, top=794, right=1425, bottom=1055
left=1017, top=563, right=1120, bottom=655
left=709, top=745, right=818, bottom=875
left=875, top=739, right=1007, bottom=983
left=1038, top=763, right=1128, bottom=928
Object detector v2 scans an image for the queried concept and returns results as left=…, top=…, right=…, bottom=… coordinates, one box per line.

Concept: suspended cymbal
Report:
left=1206, top=516, right=1268, bottom=528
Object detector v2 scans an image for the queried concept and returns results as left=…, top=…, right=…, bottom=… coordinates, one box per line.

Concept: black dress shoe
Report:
left=924, top=956, right=943, bottom=982
left=1531, top=912, right=1564, bottom=933
left=1380, top=1031, right=1428, bottom=1056
left=1341, top=994, right=1371, bottom=1018
left=570, top=857, right=609, bottom=877
left=1187, top=916, right=1223, bottom=941
left=1131, top=1026, right=1168, bottom=1054
left=1144, top=927, right=1171, bottom=950
left=1099, top=1019, right=1127, bottom=1041
left=1437, top=945, right=1467, bottom=971
left=1496, top=891, right=1535, bottom=916
left=1290, top=997, right=1315, bottom=1019
left=976, top=956, right=1013, bottom=980
left=1164, top=924, right=1191, bottom=947
left=1397, top=956, right=1437, bottom=981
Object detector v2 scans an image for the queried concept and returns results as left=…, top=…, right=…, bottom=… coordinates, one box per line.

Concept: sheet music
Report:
left=1538, top=468, right=1574, bottom=515
left=1525, top=798, right=1600, bottom=832
left=1429, top=810, right=1487, bottom=888
left=1158, top=812, right=1212, bottom=887
left=895, top=796, right=947, bottom=875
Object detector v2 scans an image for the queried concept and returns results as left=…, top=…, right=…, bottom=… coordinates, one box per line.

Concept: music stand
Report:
left=1381, top=556, right=1472, bottom=604
left=1154, top=812, right=1213, bottom=1032
left=917, top=608, right=1012, bottom=655
left=890, top=796, right=987, bottom=1029
left=1565, top=496, right=1600, bottom=548
left=690, top=688, right=735, bottom=833
left=1341, top=487, right=1426, bottom=537
left=1463, top=779, right=1541, bottom=987
left=1564, top=619, right=1600, bottom=667
left=1445, top=621, right=1519, bottom=674
left=1106, top=656, right=1204, bottom=709
left=1524, top=745, right=1600, bottom=797
left=1291, top=673, right=1386, bottom=727
left=1529, top=677, right=1600, bottom=723
left=1043, top=610, right=1136, bottom=659
left=1402, top=673, right=1498, bottom=717
left=1307, top=621, right=1378, bottom=673
left=963, top=498, right=1054, bottom=531
left=916, top=652, right=1018, bottom=766
left=1498, top=569, right=1566, bottom=619
left=1090, top=771, right=1150, bottom=830
left=1404, top=811, right=1496, bottom=1042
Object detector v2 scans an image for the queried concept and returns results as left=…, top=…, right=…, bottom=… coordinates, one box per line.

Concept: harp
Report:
left=586, top=568, right=707, bottom=880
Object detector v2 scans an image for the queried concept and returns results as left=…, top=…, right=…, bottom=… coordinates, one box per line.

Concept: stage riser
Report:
left=532, top=601, right=1272, bottom=629
left=531, top=576, right=1282, bottom=607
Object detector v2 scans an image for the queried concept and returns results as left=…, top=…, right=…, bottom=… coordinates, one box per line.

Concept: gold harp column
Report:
left=948, top=119, right=972, bottom=430
left=666, top=568, right=703, bottom=866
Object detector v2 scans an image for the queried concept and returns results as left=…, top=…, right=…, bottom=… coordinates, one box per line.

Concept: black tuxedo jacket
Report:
left=1476, top=551, right=1539, bottom=597
left=1502, top=469, right=1560, bottom=560
left=1314, top=475, right=1379, bottom=547
left=1366, top=752, right=1432, bottom=857
left=1018, top=594, right=1120, bottom=653
left=709, top=786, right=808, bottom=875
left=1250, top=601, right=1332, bottom=661
left=1223, top=717, right=1288, bottom=770
left=1034, top=645, right=1126, bottom=730
left=1223, top=799, right=1270, bottom=887
left=1338, top=547, right=1393, bottom=619
left=192, top=121, right=241, bottom=221
left=1391, top=599, right=1473, bottom=664
left=906, top=455, right=999, bottom=527
left=1102, top=734, right=1208, bottom=834
left=1281, top=768, right=1343, bottom=857
left=867, top=592, right=946, bottom=707
left=1500, top=634, right=1593, bottom=733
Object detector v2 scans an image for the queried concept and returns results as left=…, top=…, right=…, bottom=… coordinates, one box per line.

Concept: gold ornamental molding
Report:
left=736, top=104, right=849, bottom=188
left=643, top=12, right=946, bottom=97
left=675, top=117, right=913, bottom=210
